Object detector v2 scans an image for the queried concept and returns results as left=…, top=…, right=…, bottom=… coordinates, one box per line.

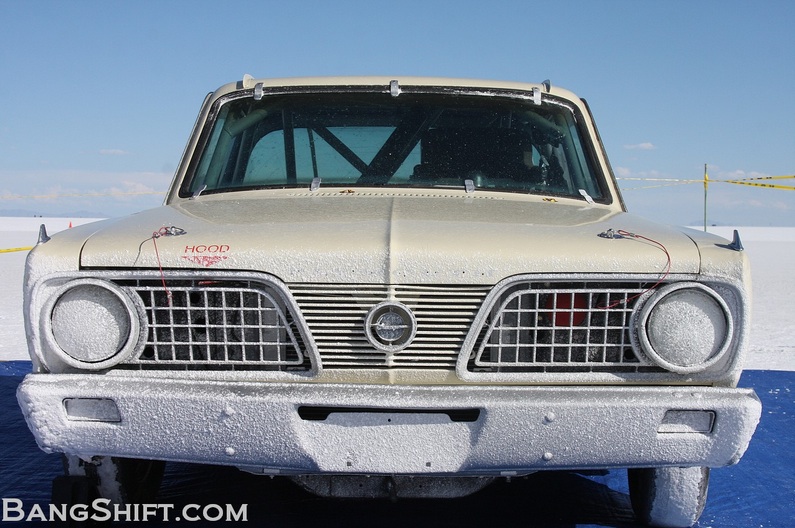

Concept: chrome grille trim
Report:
left=289, top=284, right=491, bottom=369
left=458, top=276, right=668, bottom=380
left=110, top=272, right=316, bottom=374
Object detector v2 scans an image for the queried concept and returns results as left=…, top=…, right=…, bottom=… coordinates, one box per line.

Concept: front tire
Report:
left=628, top=466, right=710, bottom=528
left=62, top=455, right=165, bottom=504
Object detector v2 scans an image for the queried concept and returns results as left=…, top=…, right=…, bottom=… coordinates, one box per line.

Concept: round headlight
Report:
left=636, top=283, right=733, bottom=373
left=45, top=279, right=144, bottom=369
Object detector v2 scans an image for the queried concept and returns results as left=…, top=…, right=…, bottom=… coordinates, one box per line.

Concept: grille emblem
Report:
left=364, top=302, right=417, bottom=353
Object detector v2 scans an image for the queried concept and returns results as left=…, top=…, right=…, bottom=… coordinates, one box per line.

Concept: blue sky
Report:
left=1, top=0, right=793, bottom=226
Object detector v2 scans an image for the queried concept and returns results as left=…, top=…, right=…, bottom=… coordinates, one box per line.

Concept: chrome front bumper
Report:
left=17, top=374, right=761, bottom=475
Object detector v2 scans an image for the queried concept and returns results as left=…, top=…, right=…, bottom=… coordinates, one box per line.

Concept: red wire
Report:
left=600, top=229, right=671, bottom=309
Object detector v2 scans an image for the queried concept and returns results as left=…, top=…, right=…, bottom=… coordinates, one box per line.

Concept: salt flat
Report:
left=1, top=218, right=792, bottom=369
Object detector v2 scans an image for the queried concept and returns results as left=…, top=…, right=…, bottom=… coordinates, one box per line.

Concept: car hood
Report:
left=78, top=191, right=703, bottom=284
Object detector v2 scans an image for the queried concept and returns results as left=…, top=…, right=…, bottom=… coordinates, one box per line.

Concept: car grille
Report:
left=468, top=281, right=659, bottom=373
left=117, top=279, right=310, bottom=371
left=111, top=276, right=661, bottom=375
left=289, top=283, right=491, bottom=369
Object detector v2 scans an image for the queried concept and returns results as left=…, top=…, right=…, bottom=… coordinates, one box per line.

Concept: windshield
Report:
left=183, top=92, right=606, bottom=201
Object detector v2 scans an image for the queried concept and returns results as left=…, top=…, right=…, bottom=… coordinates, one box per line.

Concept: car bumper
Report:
left=17, top=374, right=761, bottom=475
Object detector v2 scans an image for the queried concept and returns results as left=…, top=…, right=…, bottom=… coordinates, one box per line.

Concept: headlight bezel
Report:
left=634, top=282, right=734, bottom=374
left=41, top=278, right=147, bottom=370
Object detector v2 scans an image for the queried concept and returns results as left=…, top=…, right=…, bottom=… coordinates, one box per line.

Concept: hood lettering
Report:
left=182, top=244, right=231, bottom=267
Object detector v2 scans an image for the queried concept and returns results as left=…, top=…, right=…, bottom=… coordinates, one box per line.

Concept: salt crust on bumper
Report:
left=17, top=374, right=761, bottom=475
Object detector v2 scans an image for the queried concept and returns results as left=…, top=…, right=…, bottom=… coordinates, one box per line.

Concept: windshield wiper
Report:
left=191, top=184, right=208, bottom=199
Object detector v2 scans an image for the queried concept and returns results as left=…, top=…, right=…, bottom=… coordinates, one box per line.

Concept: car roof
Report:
left=210, top=75, right=583, bottom=102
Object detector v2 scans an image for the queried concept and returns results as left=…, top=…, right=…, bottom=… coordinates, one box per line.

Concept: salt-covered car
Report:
left=18, top=76, right=761, bottom=527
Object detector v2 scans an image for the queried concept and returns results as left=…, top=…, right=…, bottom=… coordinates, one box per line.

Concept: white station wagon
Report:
left=18, top=76, right=761, bottom=527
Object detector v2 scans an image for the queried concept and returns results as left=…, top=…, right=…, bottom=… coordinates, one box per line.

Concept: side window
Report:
left=566, top=121, right=601, bottom=198
left=190, top=107, right=231, bottom=193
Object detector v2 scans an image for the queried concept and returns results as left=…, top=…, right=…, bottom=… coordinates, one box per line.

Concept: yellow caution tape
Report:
left=618, top=175, right=794, bottom=190
left=0, top=246, right=34, bottom=253
left=617, top=177, right=700, bottom=183
left=725, top=180, right=795, bottom=191
left=729, top=175, right=795, bottom=182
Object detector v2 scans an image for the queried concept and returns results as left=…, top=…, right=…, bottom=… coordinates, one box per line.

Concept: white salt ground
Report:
left=703, top=227, right=795, bottom=371
left=0, top=218, right=792, bottom=370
